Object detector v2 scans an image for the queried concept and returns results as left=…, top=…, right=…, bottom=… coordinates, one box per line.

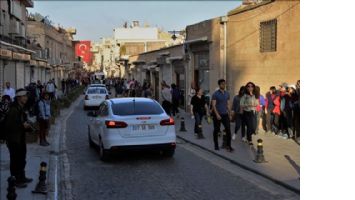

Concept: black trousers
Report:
left=172, top=99, right=180, bottom=116
left=235, top=113, right=246, bottom=138
left=162, top=100, right=172, bottom=116
left=7, top=142, right=27, bottom=180
left=213, top=114, right=231, bottom=148
left=243, top=111, right=255, bottom=142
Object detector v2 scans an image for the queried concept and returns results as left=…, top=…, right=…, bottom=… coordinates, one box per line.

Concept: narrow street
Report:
left=62, top=98, right=298, bottom=200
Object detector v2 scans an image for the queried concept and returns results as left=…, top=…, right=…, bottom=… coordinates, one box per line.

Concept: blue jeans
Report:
left=194, top=112, right=204, bottom=134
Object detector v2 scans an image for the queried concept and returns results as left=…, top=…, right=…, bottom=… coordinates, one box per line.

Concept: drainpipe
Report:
left=220, top=16, right=228, bottom=82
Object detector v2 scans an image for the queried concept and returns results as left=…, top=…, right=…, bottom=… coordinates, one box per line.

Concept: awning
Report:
left=158, top=52, right=170, bottom=56
left=167, top=56, right=183, bottom=61
left=0, top=41, right=36, bottom=54
left=148, top=64, right=158, bottom=70
left=184, top=36, right=208, bottom=45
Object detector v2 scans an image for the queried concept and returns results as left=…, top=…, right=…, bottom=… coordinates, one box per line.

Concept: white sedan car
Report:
left=87, top=98, right=176, bottom=161
left=84, top=87, right=109, bottom=110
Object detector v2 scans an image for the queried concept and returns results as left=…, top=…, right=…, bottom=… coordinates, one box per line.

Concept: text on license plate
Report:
left=132, top=124, right=155, bottom=131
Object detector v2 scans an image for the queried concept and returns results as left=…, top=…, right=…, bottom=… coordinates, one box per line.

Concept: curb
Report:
left=176, top=135, right=300, bottom=194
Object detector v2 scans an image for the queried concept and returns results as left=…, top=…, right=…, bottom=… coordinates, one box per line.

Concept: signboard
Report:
left=12, top=52, right=23, bottom=60
left=30, top=60, right=38, bottom=66
left=23, top=54, right=31, bottom=61
left=0, top=48, right=12, bottom=59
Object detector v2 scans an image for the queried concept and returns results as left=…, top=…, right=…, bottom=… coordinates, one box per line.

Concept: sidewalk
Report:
left=0, top=143, right=50, bottom=200
left=174, top=111, right=300, bottom=193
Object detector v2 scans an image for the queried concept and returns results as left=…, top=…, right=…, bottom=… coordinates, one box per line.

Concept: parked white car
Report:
left=84, top=87, right=109, bottom=110
left=87, top=98, right=176, bottom=161
left=84, top=84, right=107, bottom=94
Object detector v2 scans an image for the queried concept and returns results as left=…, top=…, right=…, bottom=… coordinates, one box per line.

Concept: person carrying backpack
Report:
left=0, top=95, right=11, bottom=142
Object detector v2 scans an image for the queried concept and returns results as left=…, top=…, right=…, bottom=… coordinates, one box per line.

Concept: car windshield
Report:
left=112, top=101, right=164, bottom=116
left=87, top=88, right=107, bottom=94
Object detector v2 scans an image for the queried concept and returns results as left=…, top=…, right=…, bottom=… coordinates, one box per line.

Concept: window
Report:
left=111, top=101, right=164, bottom=116
left=87, top=88, right=107, bottom=94
left=260, top=19, right=277, bottom=52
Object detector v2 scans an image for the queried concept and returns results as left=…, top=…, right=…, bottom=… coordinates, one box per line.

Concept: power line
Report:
left=226, top=2, right=299, bottom=49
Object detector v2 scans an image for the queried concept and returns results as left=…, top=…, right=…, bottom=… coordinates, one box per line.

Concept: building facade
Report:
left=26, top=16, right=77, bottom=88
left=226, top=0, right=300, bottom=94
left=0, top=0, right=34, bottom=94
left=129, top=44, right=186, bottom=106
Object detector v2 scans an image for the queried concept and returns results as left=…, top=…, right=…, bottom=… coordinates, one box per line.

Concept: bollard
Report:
left=179, top=117, right=187, bottom=132
left=254, top=139, right=267, bottom=163
left=32, top=162, right=48, bottom=194
left=7, top=176, right=17, bottom=200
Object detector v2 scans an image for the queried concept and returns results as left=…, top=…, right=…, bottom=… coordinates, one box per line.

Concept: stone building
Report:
left=0, top=0, right=34, bottom=94
left=226, top=0, right=300, bottom=94
left=26, top=15, right=77, bottom=87
left=129, top=44, right=185, bottom=104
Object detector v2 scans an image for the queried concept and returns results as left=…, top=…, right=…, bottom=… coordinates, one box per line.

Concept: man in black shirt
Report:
left=190, top=88, right=209, bottom=139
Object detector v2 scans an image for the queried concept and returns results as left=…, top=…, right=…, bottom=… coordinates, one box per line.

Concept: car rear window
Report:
left=87, top=88, right=106, bottom=94
left=112, top=101, right=164, bottom=116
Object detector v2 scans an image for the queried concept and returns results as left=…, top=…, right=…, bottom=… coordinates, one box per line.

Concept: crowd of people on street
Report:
left=185, top=79, right=300, bottom=152
left=0, top=77, right=81, bottom=187
left=97, top=76, right=300, bottom=152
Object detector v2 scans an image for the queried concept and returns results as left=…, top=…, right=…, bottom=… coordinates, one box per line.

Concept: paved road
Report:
left=64, top=100, right=299, bottom=200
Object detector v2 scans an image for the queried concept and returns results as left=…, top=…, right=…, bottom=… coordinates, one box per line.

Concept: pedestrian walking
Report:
left=61, top=79, right=66, bottom=94
left=161, top=81, right=172, bottom=116
left=265, top=86, right=280, bottom=134
left=38, top=92, right=51, bottom=146
left=46, top=80, right=56, bottom=100
left=4, top=82, right=16, bottom=102
left=254, top=86, right=265, bottom=135
left=191, top=88, right=209, bottom=139
left=0, top=95, right=11, bottom=142
left=211, top=79, right=233, bottom=152
left=4, top=89, right=33, bottom=188
left=240, top=82, right=259, bottom=145
left=171, top=83, right=180, bottom=117
left=231, top=86, right=246, bottom=141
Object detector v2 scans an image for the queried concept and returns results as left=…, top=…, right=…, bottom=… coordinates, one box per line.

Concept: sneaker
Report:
left=21, top=177, right=33, bottom=183
left=226, top=146, right=234, bottom=152
left=15, top=181, right=27, bottom=188
left=40, top=141, right=47, bottom=146
left=283, top=134, right=288, bottom=139
left=232, top=133, right=236, bottom=140
left=242, top=137, right=247, bottom=143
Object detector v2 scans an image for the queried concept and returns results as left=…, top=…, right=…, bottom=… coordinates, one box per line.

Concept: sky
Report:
left=28, top=1, right=241, bottom=42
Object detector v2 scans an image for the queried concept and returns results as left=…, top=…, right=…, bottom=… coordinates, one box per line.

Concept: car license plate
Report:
left=93, top=96, right=101, bottom=99
left=132, top=124, right=155, bottom=131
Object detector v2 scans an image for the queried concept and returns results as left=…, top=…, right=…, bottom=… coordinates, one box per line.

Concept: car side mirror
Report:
left=87, top=111, right=98, bottom=117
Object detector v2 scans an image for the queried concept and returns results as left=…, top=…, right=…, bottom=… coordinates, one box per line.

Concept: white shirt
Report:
left=46, top=83, right=55, bottom=93
left=4, top=87, right=16, bottom=101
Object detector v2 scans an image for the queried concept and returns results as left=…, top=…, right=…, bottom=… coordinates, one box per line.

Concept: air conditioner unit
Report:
left=9, top=20, right=20, bottom=35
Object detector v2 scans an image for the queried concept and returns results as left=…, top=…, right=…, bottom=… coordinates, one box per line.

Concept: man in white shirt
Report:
left=4, top=82, right=16, bottom=102
left=46, top=80, right=55, bottom=100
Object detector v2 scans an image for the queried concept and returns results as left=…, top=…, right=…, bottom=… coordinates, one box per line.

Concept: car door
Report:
left=91, top=103, right=104, bottom=143
left=96, top=102, right=109, bottom=141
